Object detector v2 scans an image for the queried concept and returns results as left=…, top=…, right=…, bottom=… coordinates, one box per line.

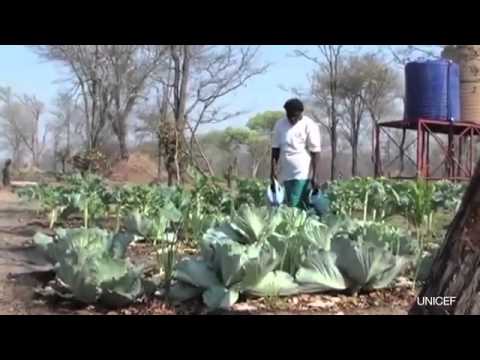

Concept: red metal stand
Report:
left=375, top=119, right=480, bottom=182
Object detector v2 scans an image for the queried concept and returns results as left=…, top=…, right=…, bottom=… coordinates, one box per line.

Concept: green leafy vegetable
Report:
left=33, top=228, right=151, bottom=307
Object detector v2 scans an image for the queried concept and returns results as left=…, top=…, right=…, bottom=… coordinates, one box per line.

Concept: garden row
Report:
left=17, top=175, right=465, bottom=311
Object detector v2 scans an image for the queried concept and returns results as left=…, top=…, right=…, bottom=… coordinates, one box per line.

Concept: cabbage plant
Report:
left=34, top=228, right=155, bottom=307
left=169, top=205, right=414, bottom=311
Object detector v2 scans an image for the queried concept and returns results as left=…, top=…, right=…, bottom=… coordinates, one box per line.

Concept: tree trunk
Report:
left=351, top=139, right=358, bottom=177
left=171, top=45, right=191, bottom=184
left=399, top=129, right=406, bottom=175
left=410, top=161, right=480, bottom=315
left=225, top=164, right=233, bottom=189
left=251, top=151, right=268, bottom=178
left=118, top=130, right=129, bottom=160
left=233, top=156, right=239, bottom=178
left=190, top=132, right=215, bottom=177
left=386, top=138, right=391, bottom=164
left=251, top=161, right=261, bottom=178
left=66, top=113, right=71, bottom=166
left=370, top=114, right=382, bottom=177
left=53, top=134, right=58, bottom=173
left=157, top=134, right=163, bottom=178
left=112, top=112, right=129, bottom=160
left=157, top=68, right=171, bottom=180
left=330, top=128, right=337, bottom=180
left=167, top=165, right=176, bottom=186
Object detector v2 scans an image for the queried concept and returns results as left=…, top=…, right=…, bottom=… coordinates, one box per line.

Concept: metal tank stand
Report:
left=374, top=118, right=480, bottom=182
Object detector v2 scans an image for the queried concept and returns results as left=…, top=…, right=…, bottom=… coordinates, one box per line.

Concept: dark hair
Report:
left=284, top=98, right=304, bottom=113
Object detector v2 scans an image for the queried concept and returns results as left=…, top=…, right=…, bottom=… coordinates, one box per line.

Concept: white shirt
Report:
left=272, top=116, right=321, bottom=182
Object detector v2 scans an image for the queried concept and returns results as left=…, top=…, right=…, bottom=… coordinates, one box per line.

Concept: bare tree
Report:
left=357, top=53, right=401, bottom=176
left=157, top=45, right=268, bottom=183
left=0, top=87, right=25, bottom=167
left=32, top=46, right=167, bottom=159
left=296, top=46, right=345, bottom=180
left=136, top=86, right=174, bottom=178
left=0, top=87, right=48, bottom=168
left=389, top=45, right=443, bottom=65
left=50, top=91, right=86, bottom=172
left=167, top=45, right=191, bottom=183
left=337, top=55, right=370, bottom=177
left=246, top=133, right=270, bottom=178
left=18, top=95, right=49, bottom=167
left=104, top=45, right=168, bottom=159
left=32, top=46, right=112, bottom=152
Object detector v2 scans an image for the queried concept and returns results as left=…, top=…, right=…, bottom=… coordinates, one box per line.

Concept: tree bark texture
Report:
left=330, top=128, right=337, bottom=180
left=351, top=137, right=358, bottom=177
left=410, top=161, right=480, bottom=315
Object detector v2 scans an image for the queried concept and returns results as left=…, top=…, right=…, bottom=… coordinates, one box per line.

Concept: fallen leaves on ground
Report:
left=230, top=286, right=417, bottom=315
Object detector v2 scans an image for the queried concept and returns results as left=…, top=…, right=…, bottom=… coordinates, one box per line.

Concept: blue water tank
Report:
left=405, top=60, right=460, bottom=122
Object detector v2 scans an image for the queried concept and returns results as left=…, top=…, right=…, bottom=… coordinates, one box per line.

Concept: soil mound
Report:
left=108, top=153, right=159, bottom=184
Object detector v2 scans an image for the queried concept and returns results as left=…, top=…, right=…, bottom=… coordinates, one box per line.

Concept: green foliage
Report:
left=432, top=181, right=465, bottom=211
left=326, top=177, right=401, bottom=220
left=235, top=178, right=268, bottom=207
left=17, top=174, right=111, bottom=228
left=246, top=111, right=284, bottom=134
left=125, top=211, right=171, bottom=245
left=222, top=127, right=254, bottom=150
left=171, top=205, right=414, bottom=310
left=33, top=228, right=152, bottom=307
left=18, top=184, right=73, bottom=228
left=198, top=130, right=229, bottom=149
left=334, top=219, right=417, bottom=256
left=24, top=173, right=463, bottom=311
left=330, top=236, right=410, bottom=292
left=190, top=176, right=235, bottom=216
left=394, top=180, right=435, bottom=230
left=326, top=177, right=463, bottom=224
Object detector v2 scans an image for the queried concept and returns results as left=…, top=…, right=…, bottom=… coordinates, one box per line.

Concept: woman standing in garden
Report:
left=270, top=99, right=322, bottom=209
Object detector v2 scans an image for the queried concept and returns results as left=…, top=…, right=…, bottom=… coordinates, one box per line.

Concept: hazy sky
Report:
left=0, top=45, right=392, bottom=132
left=0, top=46, right=315, bottom=128
left=2, top=45, right=425, bottom=159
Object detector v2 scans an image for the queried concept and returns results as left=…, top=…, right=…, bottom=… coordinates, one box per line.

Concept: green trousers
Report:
left=283, top=179, right=311, bottom=210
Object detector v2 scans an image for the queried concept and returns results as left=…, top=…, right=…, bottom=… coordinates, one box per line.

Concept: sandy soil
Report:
left=0, top=189, right=58, bottom=314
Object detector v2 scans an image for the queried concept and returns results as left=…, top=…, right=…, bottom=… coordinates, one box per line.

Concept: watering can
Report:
left=267, top=179, right=285, bottom=207
left=309, top=189, right=330, bottom=216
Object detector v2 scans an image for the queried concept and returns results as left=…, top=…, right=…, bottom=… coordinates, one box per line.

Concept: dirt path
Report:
left=0, top=190, right=59, bottom=315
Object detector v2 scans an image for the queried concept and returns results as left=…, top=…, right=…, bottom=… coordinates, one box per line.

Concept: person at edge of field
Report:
left=270, top=98, right=322, bottom=210
left=2, top=159, right=11, bottom=188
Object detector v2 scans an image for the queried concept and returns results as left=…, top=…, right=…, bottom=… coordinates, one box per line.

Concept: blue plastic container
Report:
left=405, top=60, right=460, bottom=122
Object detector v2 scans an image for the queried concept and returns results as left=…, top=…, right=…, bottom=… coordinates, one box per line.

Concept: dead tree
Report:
left=0, top=87, right=24, bottom=167
left=50, top=91, right=80, bottom=172
left=358, top=54, right=400, bottom=177
left=337, top=55, right=371, bottom=177
left=158, top=45, right=267, bottom=183
left=31, top=45, right=167, bottom=158
left=296, top=46, right=344, bottom=180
